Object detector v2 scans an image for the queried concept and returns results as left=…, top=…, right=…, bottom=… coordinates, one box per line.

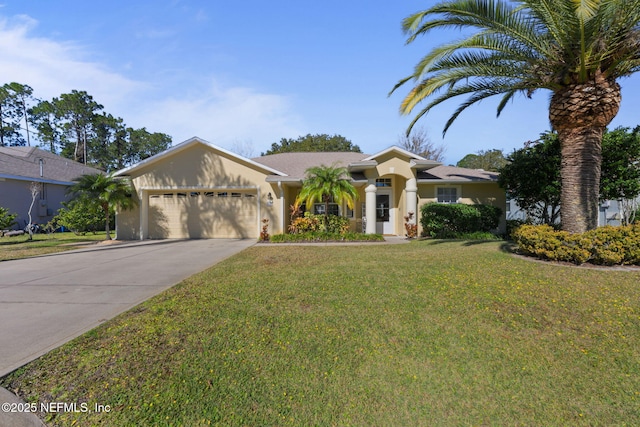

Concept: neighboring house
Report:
left=506, top=198, right=640, bottom=226
left=114, top=137, right=506, bottom=240
left=0, top=146, right=102, bottom=229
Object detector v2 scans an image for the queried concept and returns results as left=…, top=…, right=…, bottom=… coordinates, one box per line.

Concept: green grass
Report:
left=2, top=241, right=640, bottom=426
left=0, top=232, right=107, bottom=261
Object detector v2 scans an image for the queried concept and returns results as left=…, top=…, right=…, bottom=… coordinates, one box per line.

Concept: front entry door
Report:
left=375, top=192, right=393, bottom=234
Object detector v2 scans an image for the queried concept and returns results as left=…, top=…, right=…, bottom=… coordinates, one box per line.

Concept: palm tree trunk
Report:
left=557, top=127, right=603, bottom=233
left=549, top=76, right=621, bottom=233
left=324, top=199, right=330, bottom=232
left=103, top=203, right=111, bottom=240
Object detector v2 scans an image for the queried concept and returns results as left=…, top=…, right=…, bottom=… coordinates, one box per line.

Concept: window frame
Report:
left=313, top=203, right=340, bottom=216
left=436, top=186, right=460, bottom=204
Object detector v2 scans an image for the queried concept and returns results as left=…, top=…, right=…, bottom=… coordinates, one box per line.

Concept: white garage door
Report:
left=148, top=191, right=258, bottom=239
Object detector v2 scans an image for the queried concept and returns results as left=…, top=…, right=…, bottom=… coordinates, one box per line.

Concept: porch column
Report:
left=365, top=184, right=377, bottom=234
left=139, top=190, right=148, bottom=240
left=406, top=178, right=417, bottom=223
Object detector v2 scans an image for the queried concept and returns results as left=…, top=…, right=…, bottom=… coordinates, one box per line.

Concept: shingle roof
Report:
left=253, top=152, right=369, bottom=180
left=0, top=146, right=102, bottom=184
left=418, top=165, right=498, bottom=182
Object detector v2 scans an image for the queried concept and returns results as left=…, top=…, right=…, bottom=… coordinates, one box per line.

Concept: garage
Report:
left=148, top=190, right=258, bottom=239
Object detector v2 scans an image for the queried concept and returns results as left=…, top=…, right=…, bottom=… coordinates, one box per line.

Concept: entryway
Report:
left=376, top=191, right=394, bottom=234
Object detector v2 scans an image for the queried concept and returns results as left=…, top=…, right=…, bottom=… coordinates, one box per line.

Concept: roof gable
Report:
left=114, top=137, right=287, bottom=177
left=362, top=145, right=427, bottom=162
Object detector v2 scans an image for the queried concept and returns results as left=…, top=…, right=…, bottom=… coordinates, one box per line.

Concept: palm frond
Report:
left=394, top=0, right=640, bottom=135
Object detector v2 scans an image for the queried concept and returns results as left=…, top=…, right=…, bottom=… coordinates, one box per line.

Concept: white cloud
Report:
left=0, top=14, right=303, bottom=151
left=0, top=15, right=143, bottom=108
left=133, top=81, right=304, bottom=151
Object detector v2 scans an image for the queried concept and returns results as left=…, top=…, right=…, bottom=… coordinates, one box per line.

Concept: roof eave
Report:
left=410, top=159, right=442, bottom=170
left=0, top=173, right=74, bottom=186
left=265, top=176, right=301, bottom=183
left=417, top=179, right=498, bottom=184
left=347, top=160, right=378, bottom=173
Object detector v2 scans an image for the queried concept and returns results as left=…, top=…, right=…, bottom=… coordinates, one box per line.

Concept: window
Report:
left=437, top=187, right=458, bottom=204
left=150, top=194, right=160, bottom=199
left=346, top=205, right=354, bottom=218
left=244, top=193, right=255, bottom=198
left=190, top=192, right=200, bottom=197
left=204, top=192, right=215, bottom=197
left=314, top=203, right=339, bottom=216
left=217, top=192, right=228, bottom=197
left=376, top=178, right=392, bottom=187
left=231, top=192, right=242, bottom=198
left=163, top=193, right=173, bottom=199
left=176, top=192, right=187, bottom=198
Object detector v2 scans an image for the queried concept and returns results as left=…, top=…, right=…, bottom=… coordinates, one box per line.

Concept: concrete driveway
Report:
left=0, top=238, right=254, bottom=377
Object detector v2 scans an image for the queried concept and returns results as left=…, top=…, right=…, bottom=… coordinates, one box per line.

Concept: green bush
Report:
left=53, top=198, right=107, bottom=235
left=512, top=224, right=640, bottom=265
left=0, top=207, right=18, bottom=230
left=288, top=212, right=350, bottom=235
left=269, top=232, right=384, bottom=243
left=420, top=203, right=502, bottom=238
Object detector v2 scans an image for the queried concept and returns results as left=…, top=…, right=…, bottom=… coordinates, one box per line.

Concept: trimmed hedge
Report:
left=269, top=232, right=385, bottom=243
left=512, top=224, right=640, bottom=265
left=420, top=203, right=502, bottom=238
left=288, top=213, right=350, bottom=235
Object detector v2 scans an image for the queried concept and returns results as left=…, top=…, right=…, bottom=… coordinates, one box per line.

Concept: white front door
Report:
left=375, top=191, right=394, bottom=234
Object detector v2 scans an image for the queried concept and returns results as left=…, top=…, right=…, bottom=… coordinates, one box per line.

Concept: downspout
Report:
left=278, top=181, right=284, bottom=235
left=257, top=185, right=261, bottom=235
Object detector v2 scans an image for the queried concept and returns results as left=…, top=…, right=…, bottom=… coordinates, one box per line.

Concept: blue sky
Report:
left=1, top=1, right=639, bottom=165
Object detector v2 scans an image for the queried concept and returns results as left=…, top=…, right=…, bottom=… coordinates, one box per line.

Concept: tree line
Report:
left=0, top=82, right=171, bottom=172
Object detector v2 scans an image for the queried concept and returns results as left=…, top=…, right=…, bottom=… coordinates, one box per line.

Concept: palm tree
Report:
left=295, top=164, right=358, bottom=232
left=68, top=173, right=136, bottom=240
left=390, top=0, right=640, bottom=233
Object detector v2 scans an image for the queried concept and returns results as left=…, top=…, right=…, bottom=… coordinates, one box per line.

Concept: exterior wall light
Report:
left=267, top=192, right=274, bottom=206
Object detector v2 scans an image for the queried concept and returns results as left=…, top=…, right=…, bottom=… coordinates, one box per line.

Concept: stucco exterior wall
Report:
left=115, top=194, right=141, bottom=240
left=0, top=179, right=69, bottom=229
left=116, top=144, right=282, bottom=239
left=417, top=182, right=507, bottom=234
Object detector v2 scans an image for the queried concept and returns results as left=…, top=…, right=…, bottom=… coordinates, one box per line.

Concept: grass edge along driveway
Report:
left=2, top=240, right=639, bottom=426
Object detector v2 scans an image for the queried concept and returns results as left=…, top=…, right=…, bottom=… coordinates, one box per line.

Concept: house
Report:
left=114, top=137, right=506, bottom=239
left=507, top=197, right=640, bottom=227
left=0, top=146, right=102, bottom=229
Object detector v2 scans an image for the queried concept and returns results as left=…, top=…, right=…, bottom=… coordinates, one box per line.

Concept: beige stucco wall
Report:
left=116, top=143, right=282, bottom=240
left=417, top=182, right=507, bottom=234
left=369, top=152, right=415, bottom=180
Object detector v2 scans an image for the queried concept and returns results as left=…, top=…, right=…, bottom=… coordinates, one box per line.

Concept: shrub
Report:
left=420, top=203, right=502, bottom=238
left=404, top=212, right=418, bottom=239
left=506, top=219, right=528, bottom=239
left=512, top=224, right=640, bottom=265
left=53, top=198, right=105, bottom=235
left=269, top=232, right=384, bottom=243
left=260, top=218, right=270, bottom=242
left=0, top=207, right=18, bottom=230
left=288, top=213, right=349, bottom=235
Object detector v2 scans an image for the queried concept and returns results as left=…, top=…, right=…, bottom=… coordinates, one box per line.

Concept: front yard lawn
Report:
left=0, top=232, right=108, bottom=261
left=2, top=241, right=639, bottom=426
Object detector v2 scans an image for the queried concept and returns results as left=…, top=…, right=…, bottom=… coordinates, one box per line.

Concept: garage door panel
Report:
left=148, top=192, right=258, bottom=239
